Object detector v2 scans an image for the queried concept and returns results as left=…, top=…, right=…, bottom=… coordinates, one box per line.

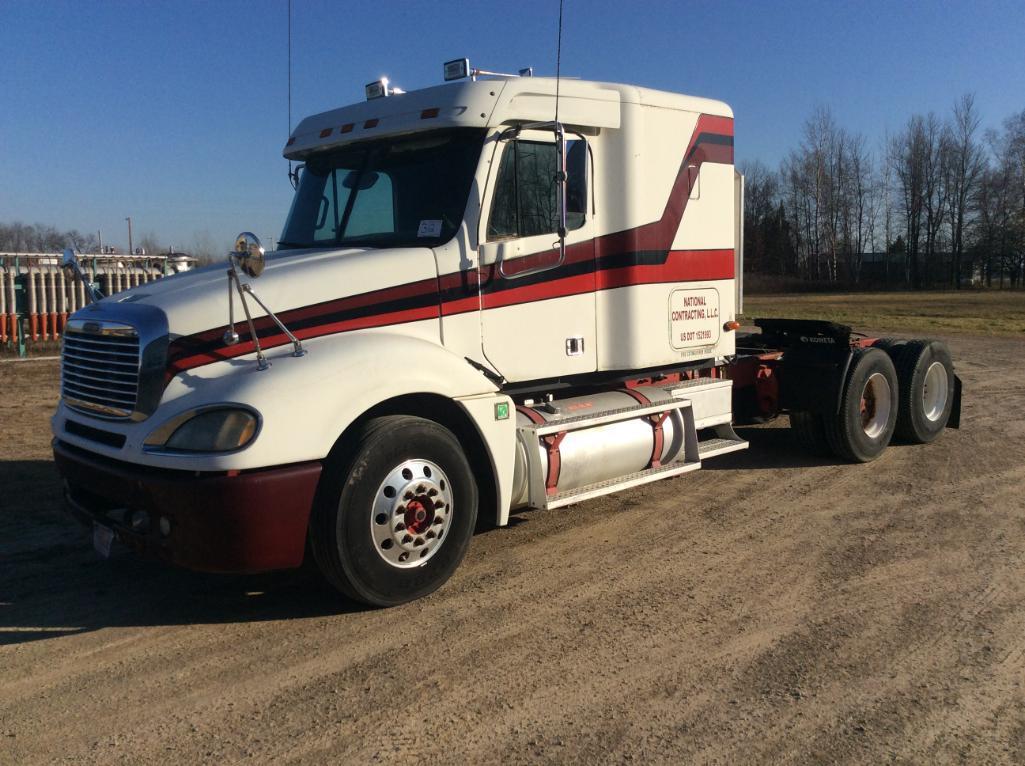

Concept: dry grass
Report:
left=741, top=289, right=1025, bottom=336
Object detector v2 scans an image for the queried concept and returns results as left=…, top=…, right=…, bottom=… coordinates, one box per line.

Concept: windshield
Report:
left=279, top=128, right=486, bottom=250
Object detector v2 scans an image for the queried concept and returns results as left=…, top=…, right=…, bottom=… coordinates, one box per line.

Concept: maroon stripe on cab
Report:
left=165, top=114, right=735, bottom=376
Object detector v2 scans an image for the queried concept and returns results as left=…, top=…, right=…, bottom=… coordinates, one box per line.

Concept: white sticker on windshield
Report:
left=417, top=220, right=443, bottom=238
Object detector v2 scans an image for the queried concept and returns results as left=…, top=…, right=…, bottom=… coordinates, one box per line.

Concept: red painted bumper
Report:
left=53, top=440, right=322, bottom=573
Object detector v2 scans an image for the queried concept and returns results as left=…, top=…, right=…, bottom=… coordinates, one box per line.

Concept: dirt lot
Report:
left=3, top=328, right=1025, bottom=764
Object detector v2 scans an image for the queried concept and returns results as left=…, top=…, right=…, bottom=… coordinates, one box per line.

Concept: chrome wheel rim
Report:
left=860, top=372, right=892, bottom=439
left=922, top=361, right=949, bottom=422
left=371, top=459, right=452, bottom=569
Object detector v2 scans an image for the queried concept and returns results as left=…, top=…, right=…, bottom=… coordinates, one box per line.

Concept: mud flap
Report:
left=776, top=344, right=853, bottom=416
left=753, top=318, right=854, bottom=417
left=948, top=374, right=963, bottom=429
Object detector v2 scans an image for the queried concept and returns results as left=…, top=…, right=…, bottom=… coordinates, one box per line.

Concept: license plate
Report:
left=93, top=522, right=115, bottom=559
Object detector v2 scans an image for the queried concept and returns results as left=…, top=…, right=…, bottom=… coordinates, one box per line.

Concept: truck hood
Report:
left=98, top=245, right=440, bottom=343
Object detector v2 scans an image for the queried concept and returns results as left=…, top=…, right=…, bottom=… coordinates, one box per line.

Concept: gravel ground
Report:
left=2, top=333, right=1024, bottom=764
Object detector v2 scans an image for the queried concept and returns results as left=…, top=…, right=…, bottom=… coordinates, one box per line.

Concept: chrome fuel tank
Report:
left=511, top=387, right=687, bottom=508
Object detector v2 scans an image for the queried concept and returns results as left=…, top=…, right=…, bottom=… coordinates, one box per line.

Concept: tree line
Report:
left=0, top=222, right=99, bottom=254
left=0, top=222, right=197, bottom=259
left=743, top=96, right=1025, bottom=288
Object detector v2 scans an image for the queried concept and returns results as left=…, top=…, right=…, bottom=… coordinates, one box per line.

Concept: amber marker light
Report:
left=723, top=320, right=741, bottom=331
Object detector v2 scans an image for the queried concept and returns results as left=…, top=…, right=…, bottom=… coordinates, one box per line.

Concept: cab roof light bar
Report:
left=365, top=77, right=405, bottom=100
left=443, top=58, right=533, bottom=82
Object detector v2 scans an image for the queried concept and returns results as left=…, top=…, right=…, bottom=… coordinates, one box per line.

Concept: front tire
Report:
left=311, top=415, right=478, bottom=607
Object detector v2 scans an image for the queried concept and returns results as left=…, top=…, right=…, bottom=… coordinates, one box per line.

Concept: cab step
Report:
left=697, top=423, right=749, bottom=459
left=546, top=460, right=702, bottom=509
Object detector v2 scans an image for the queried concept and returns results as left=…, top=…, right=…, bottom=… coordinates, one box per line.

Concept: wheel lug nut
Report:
left=395, top=522, right=405, bottom=531
left=402, top=534, right=413, bottom=544
left=416, top=484, right=425, bottom=493
left=414, top=537, right=424, bottom=547
left=404, top=492, right=414, bottom=501
left=425, top=530, right=436, bottom=539
left=428, top=488, right=438, bottom=497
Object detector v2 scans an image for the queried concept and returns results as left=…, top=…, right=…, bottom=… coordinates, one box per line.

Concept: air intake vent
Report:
left=61, top=320, right=140, bottom=419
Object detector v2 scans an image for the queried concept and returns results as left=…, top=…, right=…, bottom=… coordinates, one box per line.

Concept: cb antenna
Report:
left=287, top=0, right=295, bottom=187
left=554, top=0, right=564, bottom=125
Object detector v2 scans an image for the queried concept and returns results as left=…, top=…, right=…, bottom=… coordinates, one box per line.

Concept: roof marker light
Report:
left=421, top=108, right=439, bottom=119
left=364, top=118, right=379, bottom=129
left=444, top=58, right=470, bottom=81
left=365, top=78, right=389, bottom=100
left=340, top=123, right=354, bottom=134
left=319, top=128, right=332, bottom=138
left=286, top=137, right=296, bottom=146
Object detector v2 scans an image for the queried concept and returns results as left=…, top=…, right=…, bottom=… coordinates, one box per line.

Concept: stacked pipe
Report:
left=0, top=257, right=7, bottom=343
left=5, top=261, right=14, bottom=344
left=28, top=262, right=38, bottom=340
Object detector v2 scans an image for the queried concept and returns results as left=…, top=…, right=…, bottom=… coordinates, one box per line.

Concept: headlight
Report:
left=145, top=407, right=259, bottom=453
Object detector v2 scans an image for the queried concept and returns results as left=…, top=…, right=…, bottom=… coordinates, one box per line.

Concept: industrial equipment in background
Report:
left=0, top=251, right=196, bottom=355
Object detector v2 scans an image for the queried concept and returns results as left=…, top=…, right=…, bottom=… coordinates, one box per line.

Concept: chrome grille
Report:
left=61, top=320, right=140, bottom=419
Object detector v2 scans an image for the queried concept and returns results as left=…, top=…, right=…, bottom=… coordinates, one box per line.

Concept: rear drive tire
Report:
left=790, top=411, right=831, bottom=456
left=310, top=415, right=478, bottom=607
left=872, top=337, right=905, bottom=353
left=823, top=347, right=899, bottom=463
left=891, top=340, right=955, bottom=443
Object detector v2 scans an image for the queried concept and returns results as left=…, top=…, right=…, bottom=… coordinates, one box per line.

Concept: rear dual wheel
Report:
left=823, top=347, right=899, bottom=463
left=790, top=347, right=899, bottom=463
left=310, top=415, right=478, bottom=607
left=889, top=340, right=955, bottom=443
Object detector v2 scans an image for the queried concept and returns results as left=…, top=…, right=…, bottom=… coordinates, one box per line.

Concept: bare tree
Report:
left=943, top=94, right=986, bottom=287
left=891, top=116, right=928, bottom=288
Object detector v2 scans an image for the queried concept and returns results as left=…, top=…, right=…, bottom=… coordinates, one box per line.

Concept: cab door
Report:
left=478, top=133, right=595, bottom=382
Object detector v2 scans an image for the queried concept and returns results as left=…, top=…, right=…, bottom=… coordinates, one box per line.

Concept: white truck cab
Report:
left=52, top=64, right=960, bottom=606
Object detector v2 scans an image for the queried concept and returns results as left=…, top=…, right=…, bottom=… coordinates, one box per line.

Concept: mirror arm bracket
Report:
left=241, top=283, right=306, bottom=358
left=227, top=264, right=270, bottom=371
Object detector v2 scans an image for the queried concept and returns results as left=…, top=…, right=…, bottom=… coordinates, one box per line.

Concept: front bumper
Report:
left=53, top=440, right=322, bottom=573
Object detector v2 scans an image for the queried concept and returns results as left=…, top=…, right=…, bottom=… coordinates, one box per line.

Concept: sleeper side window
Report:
left=487, top=139, right=587, bottom=241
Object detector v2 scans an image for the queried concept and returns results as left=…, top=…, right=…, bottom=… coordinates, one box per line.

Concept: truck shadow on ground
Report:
left=699, top=425, right=835, bottom=470
left=697, top=423, right=923, bottom=470
left=0, top=460, right=372, bottom=647
left=0, top=430, right=873, bottom=645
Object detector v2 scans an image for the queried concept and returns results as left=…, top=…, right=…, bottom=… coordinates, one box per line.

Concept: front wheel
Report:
left=310, top=415, right=478, bottom=607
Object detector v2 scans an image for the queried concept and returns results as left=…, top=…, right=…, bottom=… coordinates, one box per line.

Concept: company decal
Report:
left=669, top=288, right=720, bottom=350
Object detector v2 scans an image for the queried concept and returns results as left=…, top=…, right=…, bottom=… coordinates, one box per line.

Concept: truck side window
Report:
left=488, top=139, right=586, bottom=240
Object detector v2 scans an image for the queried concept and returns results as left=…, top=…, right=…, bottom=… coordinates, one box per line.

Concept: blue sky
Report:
left=1, top=0, right=1023, bottom=253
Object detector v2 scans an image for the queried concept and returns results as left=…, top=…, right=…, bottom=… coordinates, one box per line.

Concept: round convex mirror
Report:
left=232, top=232, right=265, bottom=278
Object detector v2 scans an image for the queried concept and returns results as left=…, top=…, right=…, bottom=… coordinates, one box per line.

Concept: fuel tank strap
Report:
left=517, top=405, right=567, bottom=496
left=618, top=388, right=669, bottom=469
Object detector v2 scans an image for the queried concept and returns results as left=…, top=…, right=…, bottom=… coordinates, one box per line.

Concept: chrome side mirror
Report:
left=223, top=230, right=305, bottom=368
left=231, top=232, right=265, bottom=278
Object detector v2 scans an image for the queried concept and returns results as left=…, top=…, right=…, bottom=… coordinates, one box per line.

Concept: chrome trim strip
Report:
left=66, top=318, right=138, bottom=337
left=62, top=396, right=134, bottom=418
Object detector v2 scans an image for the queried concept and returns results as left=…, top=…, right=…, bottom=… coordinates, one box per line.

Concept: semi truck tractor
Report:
left=53, top=63, right=961, bottom=606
